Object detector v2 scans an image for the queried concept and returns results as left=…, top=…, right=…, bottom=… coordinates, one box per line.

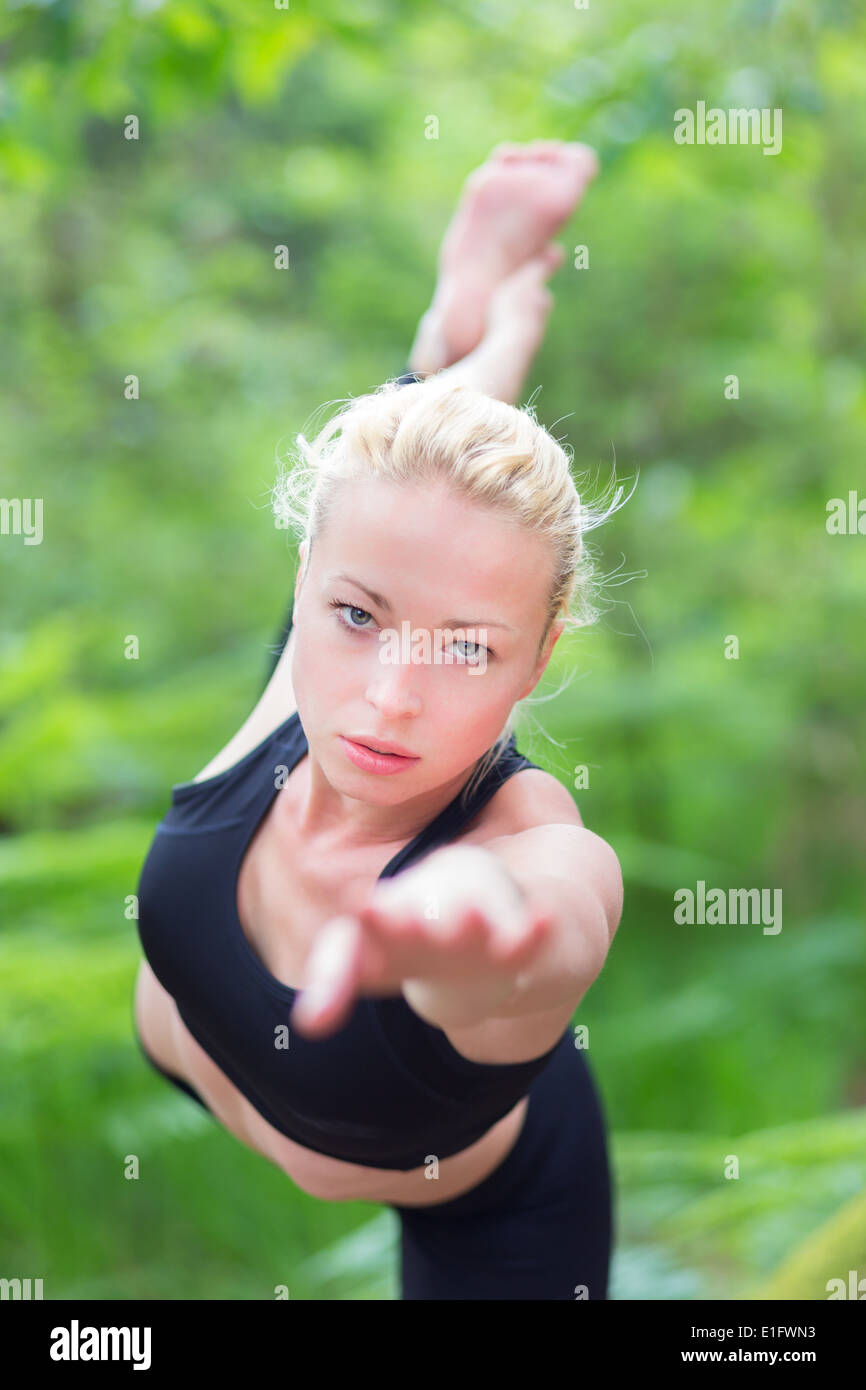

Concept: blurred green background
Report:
left=1, top=0, right=864, bottom=1300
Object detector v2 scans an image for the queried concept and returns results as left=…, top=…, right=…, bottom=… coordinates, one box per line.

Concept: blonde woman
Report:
left=133, top=140, right=625, bottom=1300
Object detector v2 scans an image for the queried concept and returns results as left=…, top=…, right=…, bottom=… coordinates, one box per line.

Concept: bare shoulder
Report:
left=433, top=765, right=593, bottom=1067
left=470, top=762, right=584, bottom=841
left=192, top=628, right=299, bottom=783
left=470, top=761, right=621, bottom=945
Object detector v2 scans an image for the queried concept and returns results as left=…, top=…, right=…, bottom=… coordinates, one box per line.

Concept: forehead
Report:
left=318, top=476, right=554, bottom=620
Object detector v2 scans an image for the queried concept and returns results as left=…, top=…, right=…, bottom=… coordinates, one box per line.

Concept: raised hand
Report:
left=289, top=845, right=555, bottom=1038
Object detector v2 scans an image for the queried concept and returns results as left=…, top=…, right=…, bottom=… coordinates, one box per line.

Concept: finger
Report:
left=366, top=903, right=452, bottom=967
left=360, top=900, right=486, bottom=980
left=358, top=901, right=427, bottom=940
left=291, top=967, right=357, bottom=1036
left=290, top=917, right=363, bottom=1036
left=447, top=905, right=493, bottom=946
left=569, top=141, right=600, bottom=178
left=291, top=985, right=355, bottom=1039
left=510, top=256, right=549, bottom=293
left=488, top=912, right=554, bottom=966
left=540, top=241, right=567, bottom=278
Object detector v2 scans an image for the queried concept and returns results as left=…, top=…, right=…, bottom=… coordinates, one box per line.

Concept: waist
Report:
left=288, top=1094, right=531, bottom=1206
left=135, top=957, right=533, bottom=1204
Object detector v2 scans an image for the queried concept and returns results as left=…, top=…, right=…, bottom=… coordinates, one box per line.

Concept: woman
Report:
left=133, top=139, right=625, bottom=1300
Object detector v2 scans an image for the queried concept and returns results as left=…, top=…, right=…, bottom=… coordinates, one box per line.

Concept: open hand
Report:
left=289, top=845, right=554, bottom=1038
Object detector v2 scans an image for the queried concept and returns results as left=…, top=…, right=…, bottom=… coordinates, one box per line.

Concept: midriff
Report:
left=134, top=956, right=529, bottom=1207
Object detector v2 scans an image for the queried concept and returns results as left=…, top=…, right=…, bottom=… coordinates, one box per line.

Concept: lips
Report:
left=338, top=735, right=420, bottom=774
left=349, top=737, right=417, bottom=759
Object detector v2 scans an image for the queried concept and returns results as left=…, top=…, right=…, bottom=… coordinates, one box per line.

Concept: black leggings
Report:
left=391, top=1032, right=613, bottom=1300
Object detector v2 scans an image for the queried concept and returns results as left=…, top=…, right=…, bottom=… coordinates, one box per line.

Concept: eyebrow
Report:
left=331, top=572, right=517, bottom=632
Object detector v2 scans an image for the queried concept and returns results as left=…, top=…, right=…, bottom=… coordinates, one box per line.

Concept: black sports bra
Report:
left=135, top=368, right=571, bottom=1172
left=135, top=703, right=573, bottom=1171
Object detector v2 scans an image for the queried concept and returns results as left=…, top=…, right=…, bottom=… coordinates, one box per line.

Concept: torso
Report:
left=134, top=627, right=574, bottom=1207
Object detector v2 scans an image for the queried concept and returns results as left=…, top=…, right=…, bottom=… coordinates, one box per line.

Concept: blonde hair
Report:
left=271, top=373, right=634, bottom=808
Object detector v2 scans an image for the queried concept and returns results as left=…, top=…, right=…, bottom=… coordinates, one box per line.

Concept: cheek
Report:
left=292, top=634, right=329, bottom=714
left=441, top=693, right=511, bottom=748
left=297, top=619, right=336, bottom=674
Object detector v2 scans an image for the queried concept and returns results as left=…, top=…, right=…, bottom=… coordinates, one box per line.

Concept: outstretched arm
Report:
left=288, top=827, right=622, bottom=1044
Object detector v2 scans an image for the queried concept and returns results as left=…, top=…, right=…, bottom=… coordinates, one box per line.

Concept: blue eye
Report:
left=445, top=638, right=489, bottom=664
left=331, top=599, right=376, bottom=632
left=329, top=600, right=492, bottom=663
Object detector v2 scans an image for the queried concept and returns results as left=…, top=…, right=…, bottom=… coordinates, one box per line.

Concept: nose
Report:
left=364, top=648, right=423, bottom=720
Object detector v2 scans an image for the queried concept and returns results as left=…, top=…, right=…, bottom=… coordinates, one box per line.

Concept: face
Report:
left=291, top=475, right=564, bottom=806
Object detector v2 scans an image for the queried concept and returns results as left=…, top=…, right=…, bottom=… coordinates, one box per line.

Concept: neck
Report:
left=282, top=745, right=478, bottom=858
